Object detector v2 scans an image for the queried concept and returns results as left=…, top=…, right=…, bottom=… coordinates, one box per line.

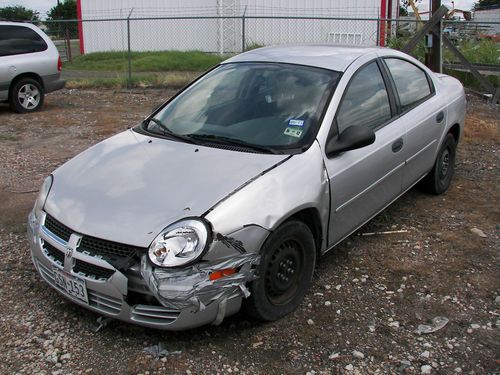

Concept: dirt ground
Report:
left=0, top=89, right=498, bottom=375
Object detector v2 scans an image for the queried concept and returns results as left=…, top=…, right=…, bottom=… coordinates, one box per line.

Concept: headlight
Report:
left=34, top=175, right=53, bottom=219
left=148, top=219, right=211, bottom=268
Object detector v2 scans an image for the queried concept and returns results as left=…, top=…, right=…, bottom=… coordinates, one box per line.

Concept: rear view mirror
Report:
left=326, top=125, right=375, bottom=157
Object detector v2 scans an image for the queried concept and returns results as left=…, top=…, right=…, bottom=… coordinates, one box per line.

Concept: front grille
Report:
left=43, top=242, right=64, bottom=265
left=43, top=214, right=145, bottom=270
left=73, top=259, right=115, bottom=280
left=44, top=215, right=72, bottom=242
left=79, top=235, right=139, bottom=262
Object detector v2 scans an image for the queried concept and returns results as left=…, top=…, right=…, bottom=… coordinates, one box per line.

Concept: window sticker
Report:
left=288, top=119, right=304, bottom=127
left=284, top=127, right=303, bottom=138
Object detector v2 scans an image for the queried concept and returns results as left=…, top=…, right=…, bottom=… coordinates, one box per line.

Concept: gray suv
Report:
left=0, top=21, right=65, bottom=113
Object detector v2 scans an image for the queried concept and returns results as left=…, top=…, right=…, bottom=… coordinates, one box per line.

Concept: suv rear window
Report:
left=0, top=25, right=48, bottom=57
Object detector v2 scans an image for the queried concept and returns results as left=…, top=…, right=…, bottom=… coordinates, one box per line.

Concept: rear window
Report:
left=0, top=25, right=48, bottom=57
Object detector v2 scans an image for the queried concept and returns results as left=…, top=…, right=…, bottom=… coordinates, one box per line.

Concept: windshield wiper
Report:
left=144, top=118, right=200, bottom=145
left=188, top=134, right=280, bottom=154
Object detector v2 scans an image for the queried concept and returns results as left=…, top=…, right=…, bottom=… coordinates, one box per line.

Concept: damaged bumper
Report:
left=141, top=253, right=259, bottom=324
left=28, top=211, right=266, bottom=330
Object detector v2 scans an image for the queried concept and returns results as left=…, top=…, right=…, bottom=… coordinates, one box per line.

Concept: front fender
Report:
left=205, top=141, right=330, bottom=251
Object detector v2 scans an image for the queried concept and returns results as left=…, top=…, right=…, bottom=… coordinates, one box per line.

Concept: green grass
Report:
left=66, top=71, right=201, bottom=89
left=443, top=40, right=500, bottom=65
left=65, top=50, right=226, bottom=72
left=444, top=69, right=499, bottom=91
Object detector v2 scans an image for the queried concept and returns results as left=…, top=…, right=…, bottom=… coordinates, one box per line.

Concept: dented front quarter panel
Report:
left=205, top=141, right=330, bottom=252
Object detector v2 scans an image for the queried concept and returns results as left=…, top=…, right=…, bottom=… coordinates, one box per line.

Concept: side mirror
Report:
left=326, top=125, right=375, bottom=157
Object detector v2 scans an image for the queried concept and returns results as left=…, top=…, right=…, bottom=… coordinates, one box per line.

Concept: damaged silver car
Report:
left=28, top=45, right=466, bottom=330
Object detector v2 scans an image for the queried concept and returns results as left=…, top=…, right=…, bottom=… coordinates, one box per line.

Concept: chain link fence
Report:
left=36, top=16, right=499, bottom=90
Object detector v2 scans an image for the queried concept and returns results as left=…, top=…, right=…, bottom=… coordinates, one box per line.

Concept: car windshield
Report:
left=144, top=62, right=339, bottom=153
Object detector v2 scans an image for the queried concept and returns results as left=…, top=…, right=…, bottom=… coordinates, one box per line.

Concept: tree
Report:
left=399, top=6, right=409, bottom=16
left=473, top=0, right=500, bottom=9
left=45, top=0, right=77, bottom=38
left=0, top=5, right=39, bottom=21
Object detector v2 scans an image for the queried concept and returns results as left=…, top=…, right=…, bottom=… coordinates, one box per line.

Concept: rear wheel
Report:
left=419, top=133, right=457, bottom=195
left=9, top=78, right=44, bottom=113
left=244, top=220, right=316, bottom=321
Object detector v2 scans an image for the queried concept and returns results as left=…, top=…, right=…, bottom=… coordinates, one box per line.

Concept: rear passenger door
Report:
left=382, top=58, right=444, bottom=190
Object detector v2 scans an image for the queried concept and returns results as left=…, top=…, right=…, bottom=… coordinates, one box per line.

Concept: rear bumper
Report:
left=42, top=74, right=65, bottom=93
left=27, top=211, right=245, bottom=330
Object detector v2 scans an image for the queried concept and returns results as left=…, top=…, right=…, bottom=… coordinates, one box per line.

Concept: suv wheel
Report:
left=9, top=78, right=44, bottom=113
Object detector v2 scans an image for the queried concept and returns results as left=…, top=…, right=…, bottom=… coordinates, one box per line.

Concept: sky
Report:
left=0, top=0, right=478, bottom=19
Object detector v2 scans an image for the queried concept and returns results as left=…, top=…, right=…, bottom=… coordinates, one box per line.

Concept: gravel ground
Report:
left=0, top=89, right=498, bottom=375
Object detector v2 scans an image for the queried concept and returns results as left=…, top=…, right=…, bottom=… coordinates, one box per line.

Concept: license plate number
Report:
left=53, top=267, right=88, bottom=304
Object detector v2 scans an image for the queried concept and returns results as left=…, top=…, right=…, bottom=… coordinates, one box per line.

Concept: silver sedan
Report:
left=28, top=45, right=466, bottom=330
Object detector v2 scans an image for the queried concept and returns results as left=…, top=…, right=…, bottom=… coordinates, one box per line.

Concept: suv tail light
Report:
left=57, top=56, right=62, bottom=72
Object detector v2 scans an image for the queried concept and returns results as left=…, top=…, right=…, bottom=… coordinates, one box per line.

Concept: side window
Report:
left=0, top=25, right=48, bottom=57
left=384, top=58, right=432, bottom=110
left=336, top=62, right=391, bottom=134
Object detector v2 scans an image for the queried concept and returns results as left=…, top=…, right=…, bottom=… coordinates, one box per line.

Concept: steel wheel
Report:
left=419, top=133, right=457, bottom=195
left=245, top=220, right=316, bottom=321
left=265, top=239, right=304, bottom=305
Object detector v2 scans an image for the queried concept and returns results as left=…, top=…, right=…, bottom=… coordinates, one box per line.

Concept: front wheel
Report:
left=419, top=133, right=457, bottom=195
left=244, top=220, right=316, bottom=321
left=9, top=78, right=44, bottom=113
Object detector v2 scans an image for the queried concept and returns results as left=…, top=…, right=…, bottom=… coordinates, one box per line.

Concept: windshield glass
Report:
left=145, top=63, right=339, bottom=153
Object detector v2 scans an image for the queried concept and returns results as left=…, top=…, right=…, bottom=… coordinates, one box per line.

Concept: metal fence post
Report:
left=127, top=8, right=134, bottom=89
left=376, top=9, right=380, bottom=46
left=65, top=27, right=72, bottom=63
left=242, top=6, right=247, bottom=52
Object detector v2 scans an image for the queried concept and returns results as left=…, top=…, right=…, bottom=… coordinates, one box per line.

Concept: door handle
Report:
left=392, top=138, right=404, bottom=153
left=436, top=111, right=445, bottom=123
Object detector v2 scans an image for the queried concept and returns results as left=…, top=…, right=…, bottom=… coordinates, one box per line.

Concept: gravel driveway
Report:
left=0, top=89, right=498, bottom=375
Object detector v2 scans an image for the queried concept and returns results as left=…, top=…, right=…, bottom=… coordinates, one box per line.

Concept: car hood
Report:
left=44, top=129, right=288, bottom=247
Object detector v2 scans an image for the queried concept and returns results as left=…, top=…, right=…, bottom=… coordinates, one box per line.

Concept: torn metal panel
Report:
left=203, top=224, right=270, bottom=261
left=141, top=253, right=260, bottom=311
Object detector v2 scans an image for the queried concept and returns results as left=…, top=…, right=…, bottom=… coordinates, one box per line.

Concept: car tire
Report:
left=9, top=78, right=44, bottom=113
left=244, top=220, right=316, bottom=321
left=419, top=133, right=457, bottom=195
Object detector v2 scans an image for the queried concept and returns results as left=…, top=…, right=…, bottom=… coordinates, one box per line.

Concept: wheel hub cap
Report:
left=18, top=84, right=40, bottom=110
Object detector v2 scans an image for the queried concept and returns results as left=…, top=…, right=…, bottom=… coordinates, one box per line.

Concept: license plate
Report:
left=53, top=267, right=89, bottom=304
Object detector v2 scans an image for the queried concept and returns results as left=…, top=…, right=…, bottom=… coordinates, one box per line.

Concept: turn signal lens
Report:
left=209, top=268, right=236, bottom=281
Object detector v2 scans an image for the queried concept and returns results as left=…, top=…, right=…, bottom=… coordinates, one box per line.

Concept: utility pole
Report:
left=430, top=0, right=442, bottom=72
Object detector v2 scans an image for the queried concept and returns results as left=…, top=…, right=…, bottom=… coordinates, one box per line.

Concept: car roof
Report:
left=223, top=44, right=387, bottom=72
left=0, top=20, right=39, bottom=29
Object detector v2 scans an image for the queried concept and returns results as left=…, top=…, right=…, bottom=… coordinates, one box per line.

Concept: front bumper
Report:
left=27, top=211, right=262, bottom=330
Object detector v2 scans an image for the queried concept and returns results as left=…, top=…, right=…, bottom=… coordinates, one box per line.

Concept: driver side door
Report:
left=324, top=60, right=406, bottom=246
